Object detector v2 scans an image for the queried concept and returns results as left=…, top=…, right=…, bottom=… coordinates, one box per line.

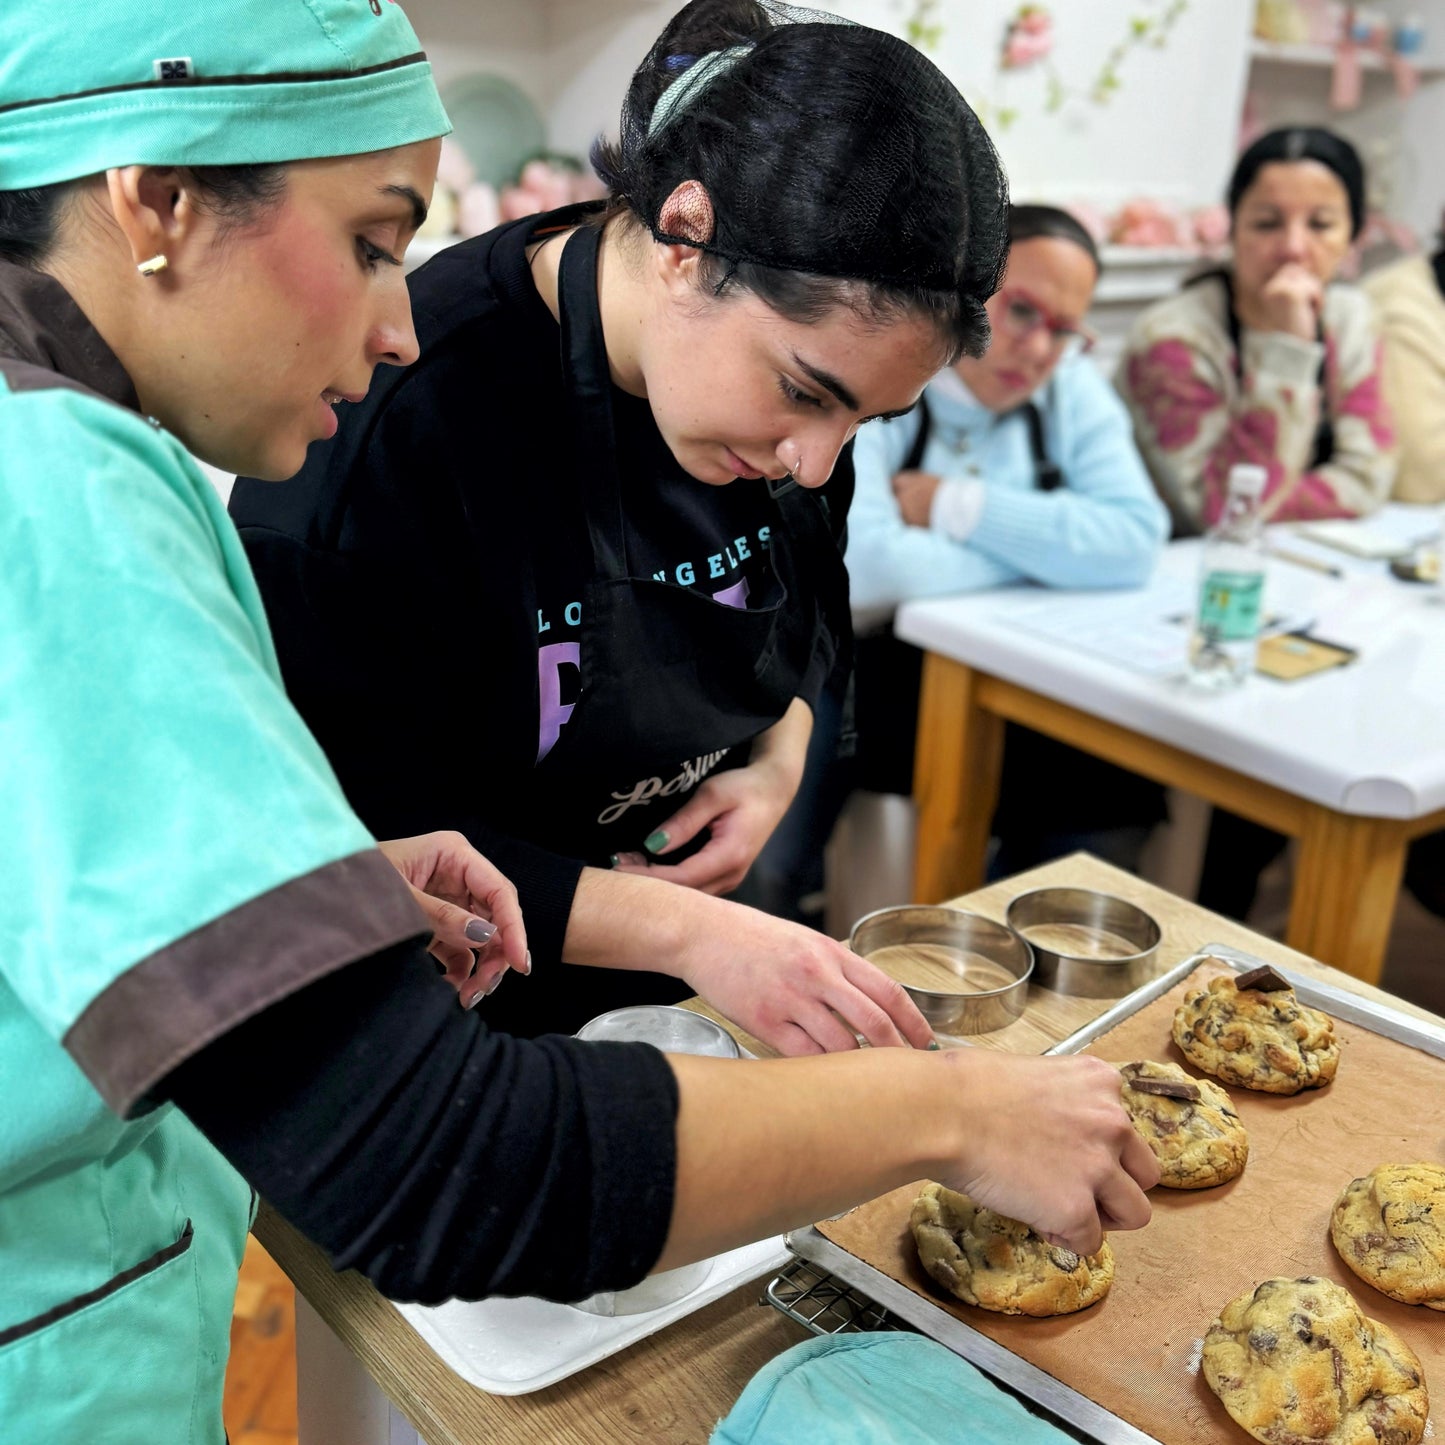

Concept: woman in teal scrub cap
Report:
left=0, top=4, right=1156, bottom=1439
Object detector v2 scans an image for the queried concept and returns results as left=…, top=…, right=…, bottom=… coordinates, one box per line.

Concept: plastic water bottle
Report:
left=1188, top=464, right=1268, bottom=689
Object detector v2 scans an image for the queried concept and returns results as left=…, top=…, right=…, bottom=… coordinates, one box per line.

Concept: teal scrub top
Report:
left=0, top=268, right=427, bottom=1443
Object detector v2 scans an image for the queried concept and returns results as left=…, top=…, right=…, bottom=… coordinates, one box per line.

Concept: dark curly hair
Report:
left=591, top=0, right=1009, bottom=361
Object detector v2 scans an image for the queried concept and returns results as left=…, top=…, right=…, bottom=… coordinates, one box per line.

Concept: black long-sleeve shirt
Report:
left=229, top=211, right=852, bottom=1005
left=166, top=941, right=679, bottom=1304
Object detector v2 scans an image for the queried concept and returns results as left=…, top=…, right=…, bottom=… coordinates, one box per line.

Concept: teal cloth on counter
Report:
left=712, top=1333, right=1074, bottom=1444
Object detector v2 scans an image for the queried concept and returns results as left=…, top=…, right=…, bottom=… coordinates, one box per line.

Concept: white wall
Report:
left=405, top=0, right=550, bottom=112
left=544, top=0, right=676, bottom=159
left=404, top=0, right=1442, bottom=242
left=538, top=0, right=1257, bottom=211
left=839, top=0, right=1254, bottom=211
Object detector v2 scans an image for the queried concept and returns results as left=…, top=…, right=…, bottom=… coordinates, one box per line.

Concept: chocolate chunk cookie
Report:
left=1202, top=1276, right=1428, bottom=1445
left=1116, top=1059, right=1248, bottom=1189
left=1331, top=1162, right=1445, bottom=1311
left=909, top=1182, right=1114, bottom=1316
left=1171, top=970, right=1339, bottom=1094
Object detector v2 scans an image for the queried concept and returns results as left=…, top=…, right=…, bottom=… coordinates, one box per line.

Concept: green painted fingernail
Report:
left=926, top=1040, right=942, bottom=1051
left=644, top=830, right=669, bottom=854
left=609, top=854, right=620, bottom=868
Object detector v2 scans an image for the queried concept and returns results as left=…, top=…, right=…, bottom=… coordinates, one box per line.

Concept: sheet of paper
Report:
left=998, top=575, right=1317, bottom=680
left=1294, top=511, right=1441, bottom=559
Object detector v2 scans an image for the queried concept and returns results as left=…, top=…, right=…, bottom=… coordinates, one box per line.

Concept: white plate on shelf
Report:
left=391, top=1235, right=789, bottom=1395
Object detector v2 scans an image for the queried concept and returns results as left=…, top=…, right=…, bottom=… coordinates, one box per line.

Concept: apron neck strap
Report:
left=557, top=219, right=630, bottom=580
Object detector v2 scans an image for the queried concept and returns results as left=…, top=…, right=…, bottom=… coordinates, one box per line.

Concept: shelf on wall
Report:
left=1247, top=37, right=1445, bottom=77
left=1094, top=247, right=1214, bottom=306
left=1098, top=245, right=1212, bottom=266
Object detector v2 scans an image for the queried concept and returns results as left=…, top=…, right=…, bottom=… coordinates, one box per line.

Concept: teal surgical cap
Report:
left=0, top=0, right=451, bottom=190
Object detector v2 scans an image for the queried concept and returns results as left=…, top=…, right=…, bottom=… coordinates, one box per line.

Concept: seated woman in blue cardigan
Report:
left=747, top=205, right=1171, bottom=923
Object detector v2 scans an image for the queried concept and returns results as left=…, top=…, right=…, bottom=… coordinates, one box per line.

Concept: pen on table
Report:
left=1264, top=546, right=1343, bottom=579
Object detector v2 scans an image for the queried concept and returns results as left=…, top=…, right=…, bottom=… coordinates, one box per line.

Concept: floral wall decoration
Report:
left=903, top=0, right=944, bottom=52
left=903, top=1, right=1191, bottom=130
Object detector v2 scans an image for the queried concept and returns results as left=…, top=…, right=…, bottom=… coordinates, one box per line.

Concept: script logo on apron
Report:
left=597, top=749, right=731, bottom=826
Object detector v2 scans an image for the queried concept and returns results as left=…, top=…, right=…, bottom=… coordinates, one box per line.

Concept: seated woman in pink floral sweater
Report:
left=1117, top=126, right=1395, bottom=535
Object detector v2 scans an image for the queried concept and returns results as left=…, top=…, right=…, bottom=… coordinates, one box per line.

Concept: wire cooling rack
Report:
left=761, top=1256, right=907, bottom=1337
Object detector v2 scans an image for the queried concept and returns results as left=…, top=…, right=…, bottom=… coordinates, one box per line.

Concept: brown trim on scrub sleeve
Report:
left=64, top=849, right=428, bottom=1118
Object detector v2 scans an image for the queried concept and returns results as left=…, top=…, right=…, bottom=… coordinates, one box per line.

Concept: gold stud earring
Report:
left=137, top=255, right=169, bottom=278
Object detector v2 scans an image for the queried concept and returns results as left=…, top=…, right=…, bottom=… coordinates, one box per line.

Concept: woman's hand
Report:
left=941, top=1051, right=1159, bottom=1256
left=611, top=762, right=794, bottom=894
left=378, top=831, right=529, bottom=1009
left=1255, top=261, right=1323, bottom=341
left=657, top=1044, right=1155, bottom=1272
left=612, top=699, right=813, bottom=895
left=673, top=895, right=936, bottom=1055
left=891, top=469, right=944, bottom=527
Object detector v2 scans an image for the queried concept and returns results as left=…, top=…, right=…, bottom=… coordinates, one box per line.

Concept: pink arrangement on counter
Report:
left=1048, top=199, right=1232, bottom=254
left=419, top=137, right=609, bottom=245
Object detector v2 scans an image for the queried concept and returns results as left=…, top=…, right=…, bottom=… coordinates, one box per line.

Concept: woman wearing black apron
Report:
left=231, top=0, right=1009, bottom=1048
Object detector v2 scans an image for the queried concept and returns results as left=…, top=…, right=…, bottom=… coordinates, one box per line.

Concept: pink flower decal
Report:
left=1285, top=472, right=1358, bottom=522
left=1127, top=339, right=1223, bottom=451
left=1200, top=408, right=1283, bottom=526
left=1335, top=344, right=1396, bottom=450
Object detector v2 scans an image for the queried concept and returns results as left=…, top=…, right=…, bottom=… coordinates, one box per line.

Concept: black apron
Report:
left=852, top=393, right=1166, bottom=844
left=492, top=218, right=851, bottom=1036
left=853, top=394, right=1057, bottom=795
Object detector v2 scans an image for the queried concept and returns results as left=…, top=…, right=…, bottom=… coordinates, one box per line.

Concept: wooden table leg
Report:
left=911, top=653, right=1005, bottom=904
left=1285, top=807, right=1410, bottom=985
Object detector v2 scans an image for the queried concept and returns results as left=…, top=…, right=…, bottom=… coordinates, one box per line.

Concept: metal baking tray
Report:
left=1042, top=942, right=1445, bottom=1060
left=783, top=944, right=1445, bottom=1445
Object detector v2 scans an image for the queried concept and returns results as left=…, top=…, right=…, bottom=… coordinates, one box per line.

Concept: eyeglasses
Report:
left=995, top=287, right=1096, bottom=357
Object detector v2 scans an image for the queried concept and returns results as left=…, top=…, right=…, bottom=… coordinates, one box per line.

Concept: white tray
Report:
left=391, top=1235, right=789, bottom=1395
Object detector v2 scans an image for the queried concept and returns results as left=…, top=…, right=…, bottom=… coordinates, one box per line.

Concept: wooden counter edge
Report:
left=254, top=851, right=1443, bottom=1443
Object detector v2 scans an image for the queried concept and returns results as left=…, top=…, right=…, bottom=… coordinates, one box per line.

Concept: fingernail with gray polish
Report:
left=485, top=971, right=505, bottom=997
left=464, top=990, right=484, bottom=1010
left=523, top=949, right=533, bottom=976
left=465, top=918, right=497, bottom=945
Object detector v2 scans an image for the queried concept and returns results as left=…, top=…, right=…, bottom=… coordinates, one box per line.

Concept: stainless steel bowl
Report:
left=575, top=1004, right=741, bottom=1058
left=1005, top=888, right=1161, bottom=998
left=849, top=906, right=1033, bottom=1035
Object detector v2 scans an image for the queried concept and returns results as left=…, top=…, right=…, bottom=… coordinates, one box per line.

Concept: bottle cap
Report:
left=1227, top=464, right=1268, bottom=500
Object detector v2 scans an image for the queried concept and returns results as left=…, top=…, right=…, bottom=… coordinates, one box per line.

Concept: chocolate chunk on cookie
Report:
left=1171, top=970, right=1339, bottom=1094
left=1203, top=1276, right=1428, bottom=1445
left=1117, top=1059, right=1248, bottom=1189
left=1233, top=964, right=1292, bottom=992
left=909, top=1182, right=1113, bottom=1316
left=1331, top=1162, right=1445, bottom=1311
left=1128, top=1076, right=1201, bottom=1100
